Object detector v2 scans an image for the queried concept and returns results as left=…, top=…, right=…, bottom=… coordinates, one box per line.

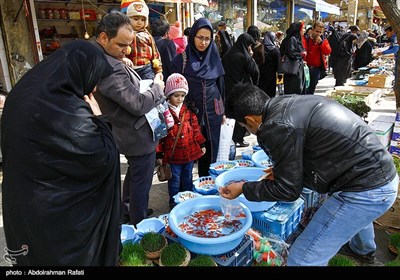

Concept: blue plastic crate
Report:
left=300, top=187, right=320, bottom=210
left=251, top=198, right=304, bottom=241
left=212, top=234, right=254, bottom=266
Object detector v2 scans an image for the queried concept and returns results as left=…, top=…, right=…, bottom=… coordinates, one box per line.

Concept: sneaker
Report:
left=235, top=141, right=250, bottom=148
left=338, top=242, right=375, bottom=264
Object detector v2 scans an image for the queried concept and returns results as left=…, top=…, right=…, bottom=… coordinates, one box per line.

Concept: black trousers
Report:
left=232, top=122, right=247, bottom=143
left=122, top=151, right=156, bottom=226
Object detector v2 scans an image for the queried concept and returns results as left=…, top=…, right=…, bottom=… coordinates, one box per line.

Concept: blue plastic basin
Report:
left=121, top=224, right=140, bottom=244
left=136, top=217, right=165, bottom=234
left=251, top=150, right=273, bottom=168
left=215, top=167, right=276, bottom=212
left=168, top=196, right=252, bottom=255
left=193, top=176, right=218, bottom=195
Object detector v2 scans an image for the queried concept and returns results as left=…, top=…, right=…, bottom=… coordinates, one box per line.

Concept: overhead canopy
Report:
left=313, top=0, right=340, bottom=15
left=147, top=0, right=209, bottom=6
left=297, top=0, right=340, bottom=16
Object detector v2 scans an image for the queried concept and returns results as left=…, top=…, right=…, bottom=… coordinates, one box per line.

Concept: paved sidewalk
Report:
left=0, top=73, right=397, bottom=267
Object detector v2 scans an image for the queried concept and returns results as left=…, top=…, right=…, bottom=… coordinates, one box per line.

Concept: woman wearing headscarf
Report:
left=222, top=33, right=259, bottom=147
left=1, top=40, right=121, bottom=266
left=353, top=31, right=373, bottom=70
left=280, top=22, right=307, bottom=95
left=258, top=31, right=281, bottom=98
left=169, top=18, right=225, bottom=177
left=334, top=33, right=358, bottom=86
left=247, top=25, right=265, bottom=66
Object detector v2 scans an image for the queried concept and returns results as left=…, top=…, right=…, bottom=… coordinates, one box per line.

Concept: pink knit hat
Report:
left=169, top=21, right=183, bottom=40
left=165, top=73, right=188, bottom=98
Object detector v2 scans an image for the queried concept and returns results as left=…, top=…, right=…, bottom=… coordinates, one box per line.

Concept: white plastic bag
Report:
left=217, top=118, right=235, bottom=161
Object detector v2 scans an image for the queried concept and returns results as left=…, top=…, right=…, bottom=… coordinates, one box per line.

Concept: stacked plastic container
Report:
left=251, top=198, right=305, bottom=241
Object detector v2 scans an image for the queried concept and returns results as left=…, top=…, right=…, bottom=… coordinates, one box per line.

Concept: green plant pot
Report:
left=159, top=243, right=191, bottom=266
left=119, top=242, right=147, bottom=266
left=388, top=233, right=400, bottom=256
left=140, top=232, right=167, bottom=259
left=328, top=255, right=357, bottom=266
left=188, top=255, right=217, bottom=267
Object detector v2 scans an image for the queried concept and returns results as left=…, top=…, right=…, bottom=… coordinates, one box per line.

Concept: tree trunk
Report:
left=377, top=0, right=400, bottom=109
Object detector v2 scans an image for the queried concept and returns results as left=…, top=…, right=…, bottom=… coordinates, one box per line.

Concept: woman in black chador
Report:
left=1, top=40, right=121, bottom=266
left=279, top=22, right=306, bottom=95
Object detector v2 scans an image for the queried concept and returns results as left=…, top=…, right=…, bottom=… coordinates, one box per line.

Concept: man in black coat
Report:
left=220, top=83, right=398, bottom=266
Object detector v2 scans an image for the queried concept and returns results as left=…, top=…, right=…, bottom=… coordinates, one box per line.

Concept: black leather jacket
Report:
left=243, top=94, right=396, bottom=202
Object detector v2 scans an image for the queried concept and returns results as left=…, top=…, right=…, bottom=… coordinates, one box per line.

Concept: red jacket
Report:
left=157, top=104, right=206, bottom=164
left=304, top=36, right=331, bottom=70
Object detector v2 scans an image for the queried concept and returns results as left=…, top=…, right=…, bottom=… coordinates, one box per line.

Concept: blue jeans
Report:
left=168, top=161, right=195, bottom=205
left=288, top=174, right=398, bottom=266
left=306, top=66, right=320, bottom=95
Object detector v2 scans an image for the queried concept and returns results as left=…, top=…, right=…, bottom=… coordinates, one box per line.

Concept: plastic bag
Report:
left=220, top=196, right=245, bottom=221
left=247, top=228, right=289, bottom=266
left=304, top=64, right=310, bottom=88
left=217, top=118, right=235, bottom=161
left=145, top=104, right=168, bottom=141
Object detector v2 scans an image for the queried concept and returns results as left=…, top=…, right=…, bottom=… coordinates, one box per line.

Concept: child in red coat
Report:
left=156, top=73, right=206, bottom=209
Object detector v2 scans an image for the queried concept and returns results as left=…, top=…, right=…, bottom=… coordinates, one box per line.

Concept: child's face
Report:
left=168, top=91, right=186, bottom=107
left=130, top=16, right=146, bottom=31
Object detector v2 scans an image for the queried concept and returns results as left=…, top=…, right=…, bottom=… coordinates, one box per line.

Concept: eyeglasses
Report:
left=195, top=35, right=211, bottom=43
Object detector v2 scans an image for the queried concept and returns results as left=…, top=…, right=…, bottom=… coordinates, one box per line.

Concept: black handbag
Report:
left=278, top=55, right=300, bottom=75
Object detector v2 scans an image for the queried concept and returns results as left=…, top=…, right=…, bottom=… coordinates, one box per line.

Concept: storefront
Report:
left=257, top=0, right=288, bottom=34
left=192, top=0, right=248, bottom=38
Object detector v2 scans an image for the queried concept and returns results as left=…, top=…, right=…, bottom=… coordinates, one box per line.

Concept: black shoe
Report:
left=169, top=202, right=177, bottom=211
left=338, top=242, right=375, bottom=264
left=147, top=208, right=154, bottom=217
left=235, top=141, right=249, bottom=148
left=120, top=214, right=131, bottom=224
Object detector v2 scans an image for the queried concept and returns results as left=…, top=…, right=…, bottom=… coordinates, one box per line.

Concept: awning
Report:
left=313, top=0, right=340, bottom=15
left=297, top=0, right=340, bottom=15
left=147, top=0, right=209, bottom=6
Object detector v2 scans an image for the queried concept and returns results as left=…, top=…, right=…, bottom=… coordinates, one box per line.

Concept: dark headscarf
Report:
left=1, top=40, right=121, bottom=266
left=231, top=33, right=256, bottom=65
left=280, top=22, right=305, bottom=55
left=247, top=25, right=261, bottom=42
left=179, top=17, right=225, bottom=79
left=263, top=31, right=276, bottom=51
left=341, top=33, right=358, bottom=56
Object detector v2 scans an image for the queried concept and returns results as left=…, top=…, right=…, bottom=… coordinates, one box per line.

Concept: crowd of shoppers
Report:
left=2, top=0, right=398, bottom=267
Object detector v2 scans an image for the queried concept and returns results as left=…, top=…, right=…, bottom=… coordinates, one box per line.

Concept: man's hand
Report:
left=154, top=73, right=165, bottom=92
left=219, top=181, right=245, bottom=199
left=122, top=57, right=134, bottom=68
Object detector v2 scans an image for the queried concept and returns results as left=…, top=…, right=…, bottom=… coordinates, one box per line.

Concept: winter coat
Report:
left=157, top=105, right=206, bottom=164
left=94, top=42, right=165, bottom=157
left=242, top=94, right=396, bottom=202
